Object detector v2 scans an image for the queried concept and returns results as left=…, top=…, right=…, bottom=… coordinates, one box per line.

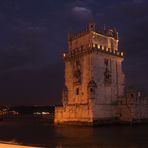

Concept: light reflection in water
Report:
left=0, top=122, right=148, bottom=148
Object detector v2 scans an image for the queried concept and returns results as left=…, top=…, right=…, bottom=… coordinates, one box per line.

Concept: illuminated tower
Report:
left=55, top=21, right=125, bottom=125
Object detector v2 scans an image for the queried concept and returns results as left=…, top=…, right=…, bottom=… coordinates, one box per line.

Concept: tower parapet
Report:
left=68, top=21, right=120, bottom=52
left=63, top=46, right=123, bottom=61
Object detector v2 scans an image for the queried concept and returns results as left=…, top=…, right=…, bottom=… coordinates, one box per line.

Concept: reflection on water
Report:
left=0, top=121, right=148, bottom=148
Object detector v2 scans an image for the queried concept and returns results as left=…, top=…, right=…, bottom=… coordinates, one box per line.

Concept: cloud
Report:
left=72, top=6, right=92, bottom=19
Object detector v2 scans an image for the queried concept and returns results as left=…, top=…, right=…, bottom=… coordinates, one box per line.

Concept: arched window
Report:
left=130, top=93, right=134, bottom=98
left=90, top=88, right=93, bottom=92
left=88, top=80, right=97, bottom=99
left=76, top=88, right=79, bottom=95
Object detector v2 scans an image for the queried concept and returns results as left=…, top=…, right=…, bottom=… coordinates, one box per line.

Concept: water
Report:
left=0, top=121, right=148, bottom=148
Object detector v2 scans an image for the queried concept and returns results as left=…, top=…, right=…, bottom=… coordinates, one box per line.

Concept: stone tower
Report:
left=55, top=21, right=125, bottom=125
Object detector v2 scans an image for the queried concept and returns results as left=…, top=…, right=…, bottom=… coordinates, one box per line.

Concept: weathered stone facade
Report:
left=119, top=89, right=148, bottom=123
left=54, top=21, right=148, bottom=125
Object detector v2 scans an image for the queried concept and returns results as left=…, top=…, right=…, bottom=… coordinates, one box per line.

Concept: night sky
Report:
left=0, top=0, right=148, bottom=106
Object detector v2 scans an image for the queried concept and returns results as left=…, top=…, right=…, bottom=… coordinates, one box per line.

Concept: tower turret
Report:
left=88, top=20, right=96, bottom=31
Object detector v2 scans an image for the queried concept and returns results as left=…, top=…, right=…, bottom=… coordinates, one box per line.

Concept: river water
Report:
left=0, top=121, right=148, bottom=148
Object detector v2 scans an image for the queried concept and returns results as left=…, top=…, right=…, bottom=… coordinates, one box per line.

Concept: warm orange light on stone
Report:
left=121, top=52, right=123, bottom=56
left=55, top=21, right=148, bottom=126
left=0, top=144, right=36, bottom=148
left=54, top=21, right=126, bottom=125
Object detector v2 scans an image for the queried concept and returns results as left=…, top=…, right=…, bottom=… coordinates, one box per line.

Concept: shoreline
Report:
left=0, top=142, right=38, bottom=148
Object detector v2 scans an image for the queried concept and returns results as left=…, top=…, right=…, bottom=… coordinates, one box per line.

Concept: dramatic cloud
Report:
left=71, top=6, right=92, bottom=19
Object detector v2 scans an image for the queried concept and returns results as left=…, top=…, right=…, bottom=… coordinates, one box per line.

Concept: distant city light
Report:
left=33, top=112, right=50, bottom=115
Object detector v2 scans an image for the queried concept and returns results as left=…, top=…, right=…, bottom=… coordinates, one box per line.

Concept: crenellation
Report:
left=64, top=47, right=124, bottom=61
left=68, top=21, right=119, bottom=52
left=68, top=30, right=89, bottom=41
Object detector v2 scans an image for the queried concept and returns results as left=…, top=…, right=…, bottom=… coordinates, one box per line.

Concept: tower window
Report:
left=104, top=59, right=109, bottom=65
left=131, top=93, right=134, bottom=98
left=76, top=88, right=79, bottom=95
left=90, top=88, right=93, bottom=92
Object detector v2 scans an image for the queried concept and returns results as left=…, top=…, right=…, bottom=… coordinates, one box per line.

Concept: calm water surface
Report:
left=0, top=121, right=148, bottom=148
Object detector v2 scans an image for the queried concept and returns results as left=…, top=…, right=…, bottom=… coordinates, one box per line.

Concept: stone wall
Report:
left=91, top=51, right=124, bottom=120
left=54, top=104, right=93, bottom=124
left=55, top=52, right=94, bottom=124
left=119, top=90, right=148, bottom=122
left=93, top=104, right=118, bottom=120
left=68, top=32, right=91, bottom=51
left=65, top=54, right=91, bottom=105
left=92, top=32, right=118, bottom=51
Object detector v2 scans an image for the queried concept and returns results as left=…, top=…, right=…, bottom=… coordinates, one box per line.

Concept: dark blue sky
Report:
left=0, top=0, right=148, bottom=106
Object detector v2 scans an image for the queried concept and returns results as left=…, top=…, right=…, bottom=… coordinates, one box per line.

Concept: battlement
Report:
left=68, top=21, right=118, bottom=41
left=63, top=45, right=124, bottom=61
left=68, top=30, right=89, bottom=41
left=68, top=21, right=119, bottom=52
